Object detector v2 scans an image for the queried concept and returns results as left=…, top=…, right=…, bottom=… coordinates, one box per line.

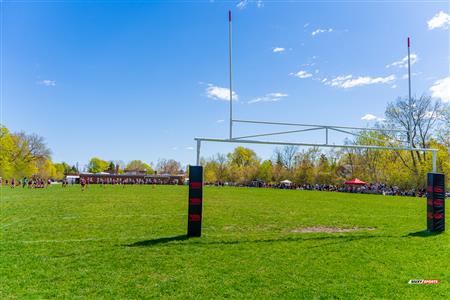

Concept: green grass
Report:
left=1, top=185, right=449, bottom=299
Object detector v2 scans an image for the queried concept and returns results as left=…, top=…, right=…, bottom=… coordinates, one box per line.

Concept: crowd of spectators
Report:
left=291, top=183, right=424, bottom=197
left=207, top=181, right=450, bottom=198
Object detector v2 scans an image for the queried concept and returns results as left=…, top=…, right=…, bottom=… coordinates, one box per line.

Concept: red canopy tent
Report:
left=344, top=178, right=367, bottom=185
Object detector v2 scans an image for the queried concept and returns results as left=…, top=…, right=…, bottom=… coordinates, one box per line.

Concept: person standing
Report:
left=80, top=177, right=86, bottom=192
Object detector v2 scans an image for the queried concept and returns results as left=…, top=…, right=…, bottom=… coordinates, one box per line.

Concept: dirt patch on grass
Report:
left=291, top=226, right=376, bottom=233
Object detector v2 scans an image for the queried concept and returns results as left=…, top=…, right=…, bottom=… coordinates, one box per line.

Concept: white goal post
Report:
left=194, top=119, right=439, bottom=173
left=194, top=11, right=438, bottom=174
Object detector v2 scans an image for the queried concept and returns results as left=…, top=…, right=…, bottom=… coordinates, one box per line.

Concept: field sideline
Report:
left=1, top=185, right=449, bottom=299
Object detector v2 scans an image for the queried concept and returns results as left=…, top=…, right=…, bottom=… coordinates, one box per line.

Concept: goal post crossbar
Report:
left=194, top=137, right=438, bottom=172
left=232, top=119, right=407, bottom=133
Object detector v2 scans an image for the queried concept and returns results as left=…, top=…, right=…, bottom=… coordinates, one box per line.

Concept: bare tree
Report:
left=437, top=105, right=450, bottom=147
left=157, top=159, right=182, bottom=175
left=214, top=153, right=228, bottom=181
left=274, top=145, right=298, bottom=171
left=12, top=132, right=51, bottom=163
left=385, top=95, right=442, bottom=172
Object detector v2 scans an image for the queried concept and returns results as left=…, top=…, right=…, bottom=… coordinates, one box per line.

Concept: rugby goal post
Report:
left=186, top=11, right=444, bottom=237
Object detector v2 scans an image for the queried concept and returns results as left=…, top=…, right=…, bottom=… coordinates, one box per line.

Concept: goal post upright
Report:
left=228, top=10, right=233, bottom=140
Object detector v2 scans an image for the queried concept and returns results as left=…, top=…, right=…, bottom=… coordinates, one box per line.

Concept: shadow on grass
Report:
left=127, top=234, right=188, bottom=247
left=126, top=234, right=387, bottom=248
left=406, top=230, right=444, bottom=237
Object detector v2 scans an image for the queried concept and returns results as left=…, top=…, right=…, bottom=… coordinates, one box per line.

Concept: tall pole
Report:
left=407, top=37, right=412, bottom=147
left=407, top=37, right=412, bottom=104
left=228, top=10, right=233, bottom=140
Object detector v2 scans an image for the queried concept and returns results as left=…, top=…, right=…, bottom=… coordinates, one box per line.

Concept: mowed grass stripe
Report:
left=1, top=185, right=449, bottom=299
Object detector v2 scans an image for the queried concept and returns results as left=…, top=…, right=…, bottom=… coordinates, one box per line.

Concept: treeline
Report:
left=84, top=157, right=183, bottom=175
left=0, top=126, right=60, bottom=180
left=201, top=96, right=449, bottom=189
left=0, top=126, right=184, bottom=180
left=1, top=95, right=449, bottom=188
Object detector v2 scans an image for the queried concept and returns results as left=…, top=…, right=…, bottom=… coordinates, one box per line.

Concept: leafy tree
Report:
left=36, top=159, right=56, bottom=179
left=12, top=132, right=51, bottom=163
left=54, top=162, right=71, bottom=180
left=107, top=162, right=116, bottom=174
left=0, top=126, right=16, bottom=178
left=204, top=161, right=219, bottom=183
left=228, top=147, right=259, bottom=167
left=257, top=160, right=273, bottom=183
left=126, top=160, right=154, bottom=174
left=293, top=150, right=315, bottom=185
left=315, top=154, right=332, bottom=184
left=87, top=157, right=110, bottom=173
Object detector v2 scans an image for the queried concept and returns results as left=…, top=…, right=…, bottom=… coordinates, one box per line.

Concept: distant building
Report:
left=75, top=173, right=185, bottom=185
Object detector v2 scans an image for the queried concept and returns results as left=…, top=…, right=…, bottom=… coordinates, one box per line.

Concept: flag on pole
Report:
left=407, top=37, right=410, bottom=48
left=229, top=10, right=232, bottom=22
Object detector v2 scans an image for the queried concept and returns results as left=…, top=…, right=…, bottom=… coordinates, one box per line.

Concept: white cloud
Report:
left=205, top=84, right=238, bottom=101
left=291, top=70, right=313, bottom=79
left=186, top=147, right=194, bottom=150
left=237, top=0, right=263, bottom=9
left=386, top=54, right=418, bottom=68
left=361, top=114, right=377, bottom=121
left=391, top=84, right=397, bottom=89
left=216, top=119, right=224, bottom=123
left=304, top=23, right=309, bottom=28
left=38, top=80, right=56, bottom=86
left=429, top=77, right=450, bottom=103
left=427, top=11, right=450, bottom=30
left=172, top=147, right=178, bottom=151
left=311, top=28, right=333, bottom=36
left=273, top=47, right=285, bottom=53
left=301, top=62, right=316, bottom=67
left=327, top=74, right=395, bottom=89
left=249, top=92, right=288, bottom=104
left=236, top=0, right=248, bottom=9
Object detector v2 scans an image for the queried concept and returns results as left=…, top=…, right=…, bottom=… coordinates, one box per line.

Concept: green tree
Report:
left=204, top=161, right=219, bottom=183
left=257, top=160, right=273, bottom=183
left=0, top=126, right=16, bottom=178
left=293, top=150, right=316, bottom=185
left=315, top=154, right=332, bottom=184
left=36, top=159, right=56, bottom=179
left=87, top=157, right=110, bottom=173
left=126, top=160, right=154, bottom=174
left=228, top=147, right=259, bottom=167
left=54, top=162, right=71, bottom=180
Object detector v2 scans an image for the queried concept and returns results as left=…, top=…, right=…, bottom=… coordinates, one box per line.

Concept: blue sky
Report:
left=3, top=0, right=449, bottom=169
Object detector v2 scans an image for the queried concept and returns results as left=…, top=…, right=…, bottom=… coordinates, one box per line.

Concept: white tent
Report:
left=280, top=179, right=292, bottom=186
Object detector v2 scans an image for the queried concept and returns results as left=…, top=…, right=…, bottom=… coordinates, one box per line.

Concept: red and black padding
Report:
left=427, top=173, right=445, bottom=232
left=188, top=166, right=203, bottom=237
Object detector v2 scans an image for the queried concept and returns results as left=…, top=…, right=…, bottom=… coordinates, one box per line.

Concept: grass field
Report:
left=1, top=185, right=449, bottom=299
